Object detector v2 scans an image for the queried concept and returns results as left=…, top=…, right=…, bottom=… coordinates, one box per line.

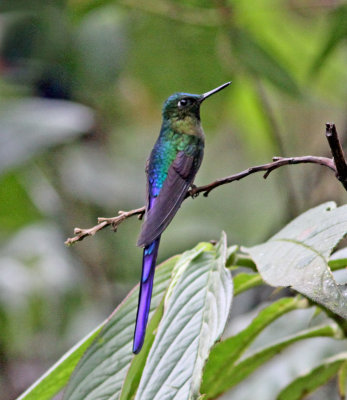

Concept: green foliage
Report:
left=247, top=202, right=347, bottom=318
left=119, top=296, right=165, bottom=400
left=16, top=324, right=104, bottom=400
left=229, top=27, right=300, bottom=96
left=203, top=324, right=342, bottom=399
left=0, top=173, right=42, bottom=234
left=311, top=4, right=347, bottom=75
left=17, top=203, right=347, bottom=400
left=134, top=235, right=231, bottom=400
left=277, top=353, right=347, bottom=400
left=201, top=296, right=309, bottom=397
left=232, top=272, right=263, bottom=295
left=63, top=255, right=179, bottom=400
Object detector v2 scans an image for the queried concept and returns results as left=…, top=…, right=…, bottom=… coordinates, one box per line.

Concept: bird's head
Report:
left=162, top=82, right=231, bottom=122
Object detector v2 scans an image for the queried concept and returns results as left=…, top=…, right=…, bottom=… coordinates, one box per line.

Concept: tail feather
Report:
left=133, top=237, right=160, bottom=354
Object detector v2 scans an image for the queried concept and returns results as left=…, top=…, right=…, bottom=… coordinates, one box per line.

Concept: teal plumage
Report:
left=148, top=129, right=204, bottom=197
left=133, top=82, right=231, bottom=354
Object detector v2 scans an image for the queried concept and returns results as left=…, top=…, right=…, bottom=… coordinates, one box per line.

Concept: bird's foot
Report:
left=189, top=184, right=199, bottom=198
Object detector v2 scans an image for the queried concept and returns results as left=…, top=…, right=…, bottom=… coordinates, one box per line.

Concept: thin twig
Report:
left=187, top=155, right=336, bottom=198
left=65, top=207, right=145, bottom=246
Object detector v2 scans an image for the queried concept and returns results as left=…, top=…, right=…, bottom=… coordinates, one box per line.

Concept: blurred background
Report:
left=0, top=0, right=346, bottom=399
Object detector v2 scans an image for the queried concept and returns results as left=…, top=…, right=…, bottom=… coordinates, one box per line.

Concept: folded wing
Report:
left=137, top=150, right=202, bottom=247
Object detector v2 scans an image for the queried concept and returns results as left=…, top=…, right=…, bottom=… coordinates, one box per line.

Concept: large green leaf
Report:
left=16, top=324, right=104, bottom=400
left=134, top=233, right=233, bottom=400
left=118, top=242, right=211, bottom=400
left=63, top=255, right=180, bottom=400
left=277, top=353, right=347, bottom=400
left=203, top=323, right=342, bottom=399
left=118, top=296, right=165, bottom=400
left=17, top=255, right=179, bottom=400
left=247, top=202, right=347, bottom=319
left=201, top=296, right=308, bottom=396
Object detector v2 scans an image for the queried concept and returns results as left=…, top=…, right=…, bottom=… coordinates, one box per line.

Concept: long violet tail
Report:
left=133, top=236, right=161, bottom=354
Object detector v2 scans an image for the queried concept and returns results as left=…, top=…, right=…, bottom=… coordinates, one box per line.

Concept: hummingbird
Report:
left=133, top=82, right=231, bottom=354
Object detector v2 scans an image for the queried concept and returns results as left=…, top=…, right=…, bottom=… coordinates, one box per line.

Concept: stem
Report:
left=326, top=123, right=347, bottom=190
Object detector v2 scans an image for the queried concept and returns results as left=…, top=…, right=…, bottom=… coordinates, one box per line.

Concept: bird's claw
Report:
left=189, top=184, right=199, bottom=198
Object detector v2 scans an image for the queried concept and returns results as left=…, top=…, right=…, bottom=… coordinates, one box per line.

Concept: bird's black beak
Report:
left=200, top=81, right=231, bottom=103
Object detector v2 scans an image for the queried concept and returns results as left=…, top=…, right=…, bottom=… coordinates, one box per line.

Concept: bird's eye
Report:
left=178, top=99, right=189, bottom=107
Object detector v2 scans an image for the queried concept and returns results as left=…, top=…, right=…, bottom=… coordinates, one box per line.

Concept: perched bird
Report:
left=133, top=82, right=231, bottom=354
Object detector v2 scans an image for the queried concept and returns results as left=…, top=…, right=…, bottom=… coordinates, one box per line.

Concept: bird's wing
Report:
left=137, top=150, right=201, bottom=247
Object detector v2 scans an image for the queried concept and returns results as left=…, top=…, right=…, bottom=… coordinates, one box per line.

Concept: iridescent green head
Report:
left=162, top=82, right=231, bottom=121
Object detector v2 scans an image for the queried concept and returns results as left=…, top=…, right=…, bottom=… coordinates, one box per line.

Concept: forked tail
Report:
left=133, top=237, right=161, bottom=354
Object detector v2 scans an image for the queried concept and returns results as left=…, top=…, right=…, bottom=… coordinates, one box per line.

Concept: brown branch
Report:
left=187, top=155, right=336, bottom=198
left=326, top=123, right=347, bottom=190
left=65, top=207, right=145, bottom=246
left=65, top=156, right=334, bottom=245
left=65, top=123, right=345, bottom=246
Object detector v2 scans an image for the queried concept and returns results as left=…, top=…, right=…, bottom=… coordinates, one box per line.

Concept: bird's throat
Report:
left=170, top=116, right=204, bottom=138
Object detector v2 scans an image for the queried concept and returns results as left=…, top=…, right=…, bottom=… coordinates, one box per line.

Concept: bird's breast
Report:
left=148, top=131, right=203, bottom=198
